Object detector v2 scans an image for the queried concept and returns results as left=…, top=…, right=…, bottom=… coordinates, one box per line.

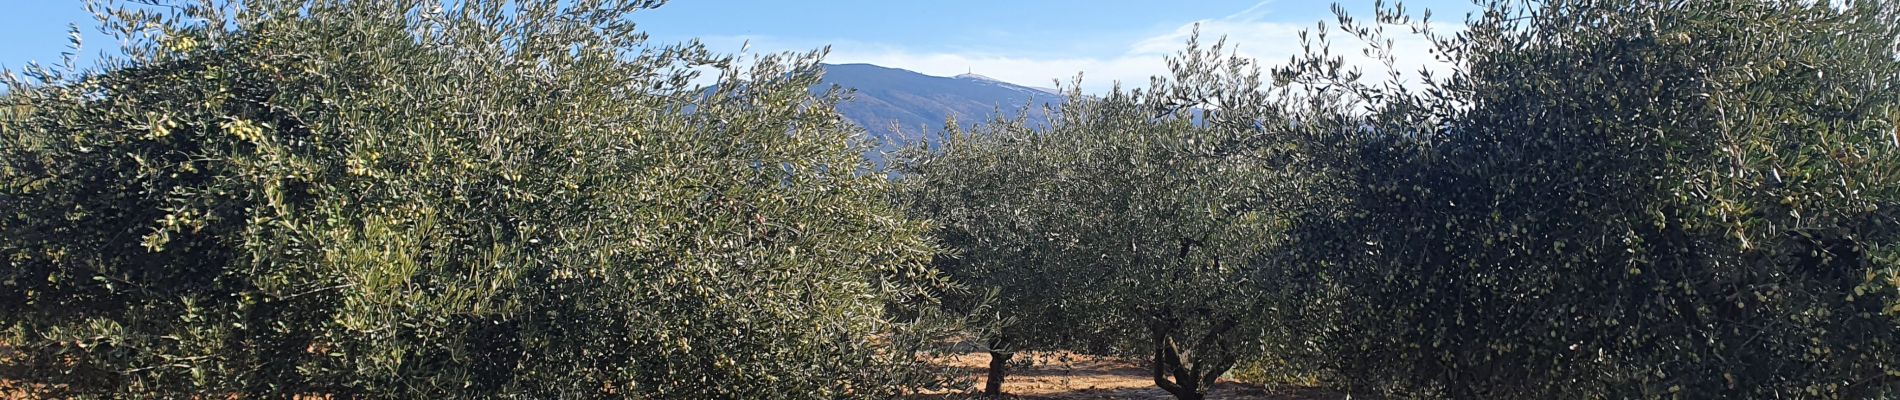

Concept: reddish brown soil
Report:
left=0, top=344, right=28, bottom=399
left=0, top=343, right=1340, bottom=399
left=924, top=352, right=1342, bottom=399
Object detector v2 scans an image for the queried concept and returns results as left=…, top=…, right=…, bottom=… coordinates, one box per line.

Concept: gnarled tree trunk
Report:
left=983, top=350, right=1015, bottom=397
left=1150, top=317, right=1239, bottom=400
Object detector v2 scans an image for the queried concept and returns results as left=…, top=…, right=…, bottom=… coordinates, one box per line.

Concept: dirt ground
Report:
left=928, top=352, right=1341, bottom=399
left=0, top=342, right=1339, bottom=399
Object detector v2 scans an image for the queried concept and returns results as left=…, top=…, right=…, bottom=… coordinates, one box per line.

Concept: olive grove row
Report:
left=3, top=0, right=1896, bottom=399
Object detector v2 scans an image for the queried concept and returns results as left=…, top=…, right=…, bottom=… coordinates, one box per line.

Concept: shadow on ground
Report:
left=916, top=352, right=1344, bottom=399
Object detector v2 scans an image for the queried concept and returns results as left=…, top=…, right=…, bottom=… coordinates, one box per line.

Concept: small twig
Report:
left=283, top=282, right=358, bottom=300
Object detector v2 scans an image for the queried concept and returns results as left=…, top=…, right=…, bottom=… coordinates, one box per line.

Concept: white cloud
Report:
left=827, top=48, right=1164, bottom=93
left=1131, top=7, right=1460, bottom=90
left=692, top=1, right=1459, bottom=94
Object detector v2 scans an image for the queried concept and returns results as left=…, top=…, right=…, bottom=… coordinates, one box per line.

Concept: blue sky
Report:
left=2, top=0, right=1479, bottom=92
left=2, top=2, right=112, bottom=73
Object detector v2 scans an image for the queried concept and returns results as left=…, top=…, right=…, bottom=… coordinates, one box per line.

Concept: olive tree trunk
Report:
left=983, top=350, right=1015, bottom=397
left=1150, top=317, right=1239, bottom=400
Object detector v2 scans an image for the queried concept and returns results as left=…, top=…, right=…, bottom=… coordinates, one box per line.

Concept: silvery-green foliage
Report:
left=899, top=33, right=1329, bottom=400
left=1275, top=0, right=1900, bottom=397
left=0, top=0, right=951, bottom=397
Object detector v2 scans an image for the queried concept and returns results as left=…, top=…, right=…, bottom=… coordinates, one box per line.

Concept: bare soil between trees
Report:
left=921, top=352, right=1342, bottom=399
left=0, top=343, right=1343, bottom=399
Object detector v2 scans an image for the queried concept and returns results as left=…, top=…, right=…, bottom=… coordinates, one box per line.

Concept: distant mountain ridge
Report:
left=814, top=63, right=1065, bottom=160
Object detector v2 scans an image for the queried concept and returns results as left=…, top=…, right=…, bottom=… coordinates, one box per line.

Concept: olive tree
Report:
left=901, top=34, right=1330, bottom=400
left=894, top=115, right=1093, bottom=397
left=1275, top=0, right=1900, bottom=397
left=0, top=0, right=952, bottom=397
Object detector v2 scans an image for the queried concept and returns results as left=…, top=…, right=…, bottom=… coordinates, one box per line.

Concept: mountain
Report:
left=814, top=63, right=1065, bottom=161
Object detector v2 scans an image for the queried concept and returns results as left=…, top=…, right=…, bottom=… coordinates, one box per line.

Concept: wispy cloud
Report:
left=697, top=1, right=1456, bottom=94
left=1127, top=3, right=1458, bottom=88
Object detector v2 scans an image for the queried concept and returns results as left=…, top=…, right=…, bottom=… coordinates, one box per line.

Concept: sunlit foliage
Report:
left=0, top=0, right=952, bottom=397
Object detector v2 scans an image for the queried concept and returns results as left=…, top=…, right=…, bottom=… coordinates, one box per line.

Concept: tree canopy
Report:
left=903, top=1, right=1900, bottom=398
left=1270, top=0, right=1900, bottom=397
left=4, top=0, right=1898, bottom=399
left=2, top=0, right=951, bottom=397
